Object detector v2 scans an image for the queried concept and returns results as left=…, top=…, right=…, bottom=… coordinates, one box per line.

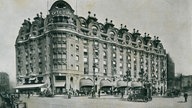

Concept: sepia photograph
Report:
left=0, top=0, right=191, bottom=108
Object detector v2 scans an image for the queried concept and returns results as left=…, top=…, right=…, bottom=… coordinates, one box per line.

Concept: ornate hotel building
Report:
left=15, top=0, right=167, bottom=94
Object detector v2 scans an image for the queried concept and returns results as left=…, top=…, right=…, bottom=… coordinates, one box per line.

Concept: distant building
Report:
left=0, top=72, right=9, bottom=92
left=15, top=0, right=168, bottom=95
left=166, top=54, right=175, bottom=90
left=175, top=74, right=192, bottom=91
left=182, top=75, right=192, bottom=90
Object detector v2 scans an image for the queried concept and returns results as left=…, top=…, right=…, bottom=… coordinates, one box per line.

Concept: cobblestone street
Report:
left=20, top=94, right=192, bottom=108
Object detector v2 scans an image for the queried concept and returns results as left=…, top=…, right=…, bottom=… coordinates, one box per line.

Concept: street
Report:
left=20, top=95, right=192, bottom=108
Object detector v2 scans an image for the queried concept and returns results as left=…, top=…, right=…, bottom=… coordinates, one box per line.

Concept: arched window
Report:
left=137, top=39, right=142, bottom=44
left=110, top=31, right=115, bottom=40
left=92, top=25, right=98, bottom=35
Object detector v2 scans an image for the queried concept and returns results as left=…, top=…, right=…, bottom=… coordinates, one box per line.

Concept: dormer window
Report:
left=137, top=39, right=142, bottom=44
left=92, top=26, right=98, bottom=35
left=110, top=31, right=115, bottom=40
left=55, top=3, right=67, bottom=9
left=126, top=35, right=130, bottom=40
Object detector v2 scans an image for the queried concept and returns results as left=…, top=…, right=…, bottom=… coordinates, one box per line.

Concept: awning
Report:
left=55, top=81, right=66, bottom=87
left=117, top=80, right=127, bottom=88
left=131, top=81, right=142, bottom=87
left=14, top=84, right=46, bottom=89
left=80, top=79, right=93, bottom=87
left=29, top=77, right=36, bottom=80
left=100, top=80, right=112, bottom=88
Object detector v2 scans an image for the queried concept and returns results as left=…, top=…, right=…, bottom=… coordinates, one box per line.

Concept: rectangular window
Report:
left=62, top=54, right=67, bottom=59
left=57, top=43, right=62, bottom=47
left=119, top=71, right=123, bottom=75
left=84, top=57, right=88, bottom=62
left=103, top=60, right=107, bottom=65
left=94, top=58, right=99, bottom=63
left=76, top=55, right=79, bottom=61
left=95, top=68, right=99, bottom=73
left=112, top=45, right=116, bottom=50
left=58, top=64, right=62, bottom=69
left=58, top=53, right=62, bottom=58
left=113, top=53, right=116, bottom=58
left=120, top=55, right=123, bottom=60
left=120, top=63, right=123, bottom=67
left=103, top=43, right=107, bottom=49
left=128, top=63, right=131, bottom=68
left=94, top=41, right=99, bottom=46
left=76, top=45, right=79, bottom=51
left=95, top=49, right=99, bottom=56
left=84, top=47, right=88, bottom=55
left=76, top=65, right=79, bottom=71
left=83, top=39, right=88, bottom=44
left=113, top=61, right=116, bottom=65
left=62, top=64, right=66, bottom=69
left=119, top=47, right=123, bottom=52
left=75, top=36, right=79, bottom=41
left=103, top=69, right=106, bottom=73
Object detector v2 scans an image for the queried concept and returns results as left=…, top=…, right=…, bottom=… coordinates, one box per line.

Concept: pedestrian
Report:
left=98, top=90, right=100, bottom=97
left=184, top=92, right=188, bottom=102
left=27, top=91, right=30, bottom=98
left=121, top=90, right=124, bottom=99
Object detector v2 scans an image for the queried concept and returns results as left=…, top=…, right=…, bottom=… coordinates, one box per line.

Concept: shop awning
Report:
left=14, top=84, right=46, bottom=89
left=100, top=80, right=112, bottom=88
left=55, top=81, right=66, bottom=87
left=29, top=77, right=36, bottom=80
left=80, top=79, right=93, bottom=87
left=117, top=80, right=127, bottom=88
left=131, top=81, right=142, bottom=87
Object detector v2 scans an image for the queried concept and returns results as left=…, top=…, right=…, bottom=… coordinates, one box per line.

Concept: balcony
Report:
left=47, top=23, right=76, bottom=31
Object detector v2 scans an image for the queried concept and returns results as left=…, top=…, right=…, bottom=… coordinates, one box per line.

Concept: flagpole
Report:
left=75, top=0, right=77, bottom=15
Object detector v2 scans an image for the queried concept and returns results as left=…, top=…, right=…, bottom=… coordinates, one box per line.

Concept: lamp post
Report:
left=126, top=70, right=131, bottom=89
left=92, top=63, right=96, bottom=98
left=139, top=69, right=144, bottom=84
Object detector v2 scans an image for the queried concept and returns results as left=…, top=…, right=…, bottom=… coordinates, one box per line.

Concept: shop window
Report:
left=55, top=76, right=66, bottom=80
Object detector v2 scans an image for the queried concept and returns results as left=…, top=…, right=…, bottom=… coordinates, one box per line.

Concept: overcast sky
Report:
left=0, top=0, right=192, bottom=84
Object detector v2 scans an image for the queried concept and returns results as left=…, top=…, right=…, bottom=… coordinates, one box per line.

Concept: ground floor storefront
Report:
left=15, top=73, right=167, bottom=96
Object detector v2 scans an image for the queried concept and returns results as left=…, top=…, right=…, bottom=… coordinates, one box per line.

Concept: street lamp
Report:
left=126, top=70, right=131, bottom=89
left=139, top=69, right=144, bottom=83
left=92, top=63, right=96, bottom=98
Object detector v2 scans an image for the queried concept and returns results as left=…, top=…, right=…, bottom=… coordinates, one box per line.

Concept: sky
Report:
left=0, top=0, right=192, bottom=84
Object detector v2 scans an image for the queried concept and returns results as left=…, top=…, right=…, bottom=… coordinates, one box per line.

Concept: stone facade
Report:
left=15, top=0, right=167, bottom=95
